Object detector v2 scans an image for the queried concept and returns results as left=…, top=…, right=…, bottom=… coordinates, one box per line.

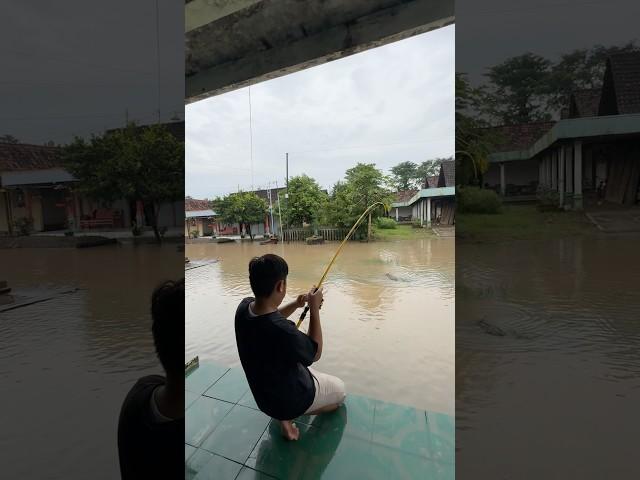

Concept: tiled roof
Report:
left=483, top=122, right=555, bottom=152
left=568, top=89, right=601, bottom=118
left=185, top=197, right=211, bottom=211
left=394, top=189, right=418, bottom=202
left=600, top=52, right=640, bottom=115
left=0, top=143, right=62, bottom=172
left=440, top=160, right=455, bottom=187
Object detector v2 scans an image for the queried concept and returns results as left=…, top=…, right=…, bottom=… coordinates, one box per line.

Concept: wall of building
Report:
left=485, top=159, right=539, bottom=188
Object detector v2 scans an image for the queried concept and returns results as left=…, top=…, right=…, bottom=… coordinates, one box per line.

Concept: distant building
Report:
left=390, top=160, right=455, bottom=226
left=485, top=52, right=640, bottom=208
left=0, top=139, right=182, bottom=235
left=185, top=197, right=217, bottom=237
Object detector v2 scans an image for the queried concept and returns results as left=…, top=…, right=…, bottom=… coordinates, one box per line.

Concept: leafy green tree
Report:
left=63, top=123, right=183, bottom=243
left=484, top=52, right=553, bottom=124
left=415, top=158, right=453, bottom=185
left=390, top=161, right=417, bottom=190
left=456, top=73, right=496, bottom=186
left=215, top=191, right=267, bottom=240
left=0, top=134, right=19, bottom=144
left=280, top=175, right=328, bottom=228
left=326, top=163, right=392, bottom=240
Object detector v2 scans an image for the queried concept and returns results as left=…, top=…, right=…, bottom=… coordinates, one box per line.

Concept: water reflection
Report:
left=0, top=245, right=182, bottom=479
left=186, top=239, right=454, bottom=414
left=456, top=235, right=640, bottom=478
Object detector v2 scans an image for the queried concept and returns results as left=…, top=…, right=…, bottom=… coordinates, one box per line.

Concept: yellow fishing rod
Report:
left=296, top=201, right=388, bottom=329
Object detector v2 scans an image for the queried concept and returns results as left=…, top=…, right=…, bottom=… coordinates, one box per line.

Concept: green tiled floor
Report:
left=186, top=360, right=454, bottom=479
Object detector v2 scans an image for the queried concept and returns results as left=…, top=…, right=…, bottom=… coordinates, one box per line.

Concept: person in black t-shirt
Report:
left=117, top=279, right=184, bottom=479
left=235, top=254, right=346, bottom=441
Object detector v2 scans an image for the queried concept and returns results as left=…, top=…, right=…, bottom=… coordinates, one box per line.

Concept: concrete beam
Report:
left=186, top=0, right=454, bottom=103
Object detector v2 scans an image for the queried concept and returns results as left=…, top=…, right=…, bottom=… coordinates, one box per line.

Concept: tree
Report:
left=415, top=158, right=452, bottom=185
left=0, top=134, right=19, bottom=144
left=484, top=52, right=553, bottom=124
left=390, top=161, right=417, bottom=190
left=456, top=73, right=496, bottom=186
left=326, top=163, right=392, bottom=240
left=62, top=123, right=183, bottom=243
left=280, top=175, right=328, bottom=228
left=547, top=42, right=639, bottom=111
left=215, top=191, right=267, bottom=240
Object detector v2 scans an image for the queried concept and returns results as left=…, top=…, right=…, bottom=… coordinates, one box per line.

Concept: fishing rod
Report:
left=296, top=201, right=388, bottom=329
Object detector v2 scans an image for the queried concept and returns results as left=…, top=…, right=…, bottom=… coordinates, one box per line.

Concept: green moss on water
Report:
left=373, top=225, right=435, bottom=241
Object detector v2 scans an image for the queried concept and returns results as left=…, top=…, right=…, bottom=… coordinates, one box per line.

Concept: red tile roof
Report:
left=0, top=143, right=62, bottom=172
left=483, top=122, right=555, bottom=153
left=599, top=52, right=640, bottom=115
left=185, top=197, right=211, bottom=211
left=568, top=89, right=601, bottom=118
left=394, top=189, right=418, bottom=202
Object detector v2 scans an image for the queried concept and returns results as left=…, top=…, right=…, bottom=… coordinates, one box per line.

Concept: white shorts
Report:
left=304, top=367, right=346, bottom=414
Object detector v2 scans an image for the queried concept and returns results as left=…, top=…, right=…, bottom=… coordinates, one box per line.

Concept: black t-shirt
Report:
left=235, top=297, right=318, bottom=420
left=117, top=375, right=183, bottom=480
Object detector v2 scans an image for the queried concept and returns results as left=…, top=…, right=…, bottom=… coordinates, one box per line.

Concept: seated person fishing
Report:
left=235, top=254, right=346, bottom=440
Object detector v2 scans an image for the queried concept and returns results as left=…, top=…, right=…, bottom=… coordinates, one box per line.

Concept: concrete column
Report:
left=551, top=151, right=557, bottom=190
left=427, top=198, right=431, bottom=226
left=539, top=159, right=544, bottom=187
left=574, top=139, right=583, bottom=210
left=566, top=145, right=573, bottom=194
left=395, top=208, right=398, bottom=221
left=500, top=163, right=506, bottom=196
left=559, top=146, right=565, bottom=208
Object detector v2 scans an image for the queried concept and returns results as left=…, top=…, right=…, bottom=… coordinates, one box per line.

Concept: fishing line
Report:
left=296, top=201, right=388, bottom=329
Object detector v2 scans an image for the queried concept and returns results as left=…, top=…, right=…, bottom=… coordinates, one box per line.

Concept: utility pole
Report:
left=285, top=153, right=289, bottom=236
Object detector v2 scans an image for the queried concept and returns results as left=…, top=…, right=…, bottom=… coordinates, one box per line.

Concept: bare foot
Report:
left=280, top=420, right=299, bottom=441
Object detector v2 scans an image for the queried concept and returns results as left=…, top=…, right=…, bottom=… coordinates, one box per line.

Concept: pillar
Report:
left=558, top=146, right=565, bottom=208
left=574, top=140, right=583, bottom=210
left=500, top=163, right=506, bottom=196
left=395, top=208, right=398, bottom=221
left=427, top=198, right=431, bottom=226
left=566, top=145, right=573, bottom=194
left=551, top=151, right=558, bottom=190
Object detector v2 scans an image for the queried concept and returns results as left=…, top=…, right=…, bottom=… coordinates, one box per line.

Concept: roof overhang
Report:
left=489, top=113, right=640, bottom=163
left=392, top=186, right=455, bottom=207
left=186, top=209, right=217, bottom=218
left=186, top=0, right=454, bottom=103
left=0, top=168, right=75, bottom=187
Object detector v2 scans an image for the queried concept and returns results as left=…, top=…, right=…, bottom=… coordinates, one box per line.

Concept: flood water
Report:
left=0, top=245, right=182, bottom=479
left=186, top=238, right=455, bottom=415
left=456, top=235, right=640, bottom=478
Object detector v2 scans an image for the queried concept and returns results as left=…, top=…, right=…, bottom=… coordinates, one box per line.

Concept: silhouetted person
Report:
left=235, top=254, right=346, bottom=441
left=117, top=279, right=184, bottom=479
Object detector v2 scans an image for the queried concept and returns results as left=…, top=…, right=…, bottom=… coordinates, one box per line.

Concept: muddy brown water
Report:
left=456, top=235, right=640, bottom=479
left=0, top=245, right=182, bottom=479
left=186, top=238, right=455, bottom=415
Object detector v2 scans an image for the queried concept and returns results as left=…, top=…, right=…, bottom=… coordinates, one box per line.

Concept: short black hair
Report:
left=151, top=278, right=184, bottom=376
left=249, top=254, right=288, bottom=298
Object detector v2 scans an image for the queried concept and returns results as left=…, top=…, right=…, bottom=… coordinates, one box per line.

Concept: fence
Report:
left=282, top=227, right=351, bottom=242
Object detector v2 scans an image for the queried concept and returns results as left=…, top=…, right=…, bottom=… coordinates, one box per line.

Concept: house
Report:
left=390, top=160, right=456, bottom=226
left=1, top=140, right=182, bottom=235
left=185, top=197, right=217, bottom=237
left=486, top=52, right=640, bottom=208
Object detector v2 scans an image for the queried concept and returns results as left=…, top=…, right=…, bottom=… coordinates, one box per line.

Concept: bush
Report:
left=536, top=185, right=560, bottom=212
left=458, top=187, right=501, bottom=214
left=376, top=217, right=397, bottom=229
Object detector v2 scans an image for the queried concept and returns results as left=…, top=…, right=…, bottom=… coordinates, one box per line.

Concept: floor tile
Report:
left=235, top=466, right=278, bottom=480
left=372, top=400, right=430, bottom=458
left=425, top=412, right=455, bottom=464
left=298, top=394, right=375, bottom=442
left=185, top=448, right=243, bottom=480
left=186, top=444, right=197, bottom=461
left=245, top=421, right=318, bottom=480
left=314, top=434, right=390, bottom=480
left=374, top=445, right=448, bottom=480
left=237, top=389, right=260, bottom=410
left=186, top=396, right=234, bottom=447
left=186, top=390, right=199, bottom=410
left=200, top=405, right=271, bottom=464
left=186, top=362, right=229, bottom=395
left=204, top=368, right=250, bottom=403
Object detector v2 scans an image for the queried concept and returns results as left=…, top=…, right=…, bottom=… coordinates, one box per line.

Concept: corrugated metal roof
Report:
left=186, top=209, right=216, bottom=218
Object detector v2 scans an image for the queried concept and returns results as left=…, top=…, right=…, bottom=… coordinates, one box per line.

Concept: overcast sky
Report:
left=0, top=0, right=183, bottom=145
left=186, top=24, right=455, bottom=199
left=456, top=0, right=640, bottom=84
